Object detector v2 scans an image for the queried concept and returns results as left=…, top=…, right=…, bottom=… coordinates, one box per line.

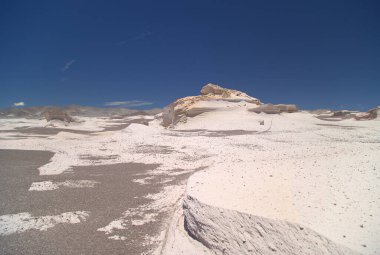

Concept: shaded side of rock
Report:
left=249, top=104, right=298, bottom=114
left=354, top=107, right=380, bottom=120
left=367, top=106, right=380, bottom=119
left=355, top=112, right=371, bottom=120
left=162, top=104, right=177, bottom=127
left=332, top=110, right=358, bottom=119
left=43, top=108, right=75, bottom=123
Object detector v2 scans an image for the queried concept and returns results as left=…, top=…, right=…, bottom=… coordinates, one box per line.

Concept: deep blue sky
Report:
left=1, top=0, right=379, bottom=110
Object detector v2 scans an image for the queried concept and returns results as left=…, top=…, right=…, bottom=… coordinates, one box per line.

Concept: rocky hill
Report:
left=162, top=83, right=299, bottom=127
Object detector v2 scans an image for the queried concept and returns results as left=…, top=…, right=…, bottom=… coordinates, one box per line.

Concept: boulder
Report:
left=313, top=107, right=380, bottom=121
left=367, top=106, right=380, bottom=119
left=332, top=110, right=357, bottom=118
left=200, top=84, right=225, bottom=95
left=355, top=112, right=371, bottom=120
left=43, top=108, right=75, bottom=123
left=276, top=104, right=299, bottom=113
left=354, top=107, right=380, bottom=120
left=249, top=104, right=298, bottom=114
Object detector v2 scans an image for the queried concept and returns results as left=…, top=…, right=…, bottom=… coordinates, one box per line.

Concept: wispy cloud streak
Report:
left=118, top=31, right=152, bottom=45
left=61, top=59, right=76, bottom=72
left=104, top=100, right=153, bottom=107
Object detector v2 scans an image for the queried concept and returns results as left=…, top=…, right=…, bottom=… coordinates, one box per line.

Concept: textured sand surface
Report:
left=0, top=111, right=379, bottom=254
left=162, top=110, right=380, bottom=255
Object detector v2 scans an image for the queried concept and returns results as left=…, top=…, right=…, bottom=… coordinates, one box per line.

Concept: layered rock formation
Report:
left=199, top=84, right=261, bottom=103
left=183, top=195, right=357, bottom=255
left=161, top=83, right=302, bottom=127
left=162, top=83, right=261, bottom=127
left=249, top=103, right=298, bottom=114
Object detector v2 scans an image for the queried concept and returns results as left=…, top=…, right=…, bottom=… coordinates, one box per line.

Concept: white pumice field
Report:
left=0, top=85, right=379, bottom=255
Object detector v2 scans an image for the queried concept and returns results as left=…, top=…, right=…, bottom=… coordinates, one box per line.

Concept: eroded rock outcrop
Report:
left=314, top=107, right=380, bottom=121
left=355, top=107, right=380, bottom=120
left=249, top=103, right=298, bottom=114
left=43, top=108, right=75, bottom=123
left=366, top=106, right=379, bottom=119
left=200, top=84, right=261, bottom=104
left=354, top=112, right=371, bottom=120
left=183, top=195, right=357, bottom=255
left=162, top=83, right=261, bottom=127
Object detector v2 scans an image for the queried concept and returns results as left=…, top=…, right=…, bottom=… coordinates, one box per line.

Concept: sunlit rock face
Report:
left=200, top=83, right=261, bottom=104
left=162, top=83, right=261, bottom=127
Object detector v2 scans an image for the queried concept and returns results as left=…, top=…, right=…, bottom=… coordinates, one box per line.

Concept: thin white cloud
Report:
left=118, top=31, right=152, bottom=45
left=104, top=100, right=153, bottom=107
left=13, top=102, right=25, bottom=107
left=61, top=59, right=76, bottom=73
left=133, top=31, right=152, bottom=40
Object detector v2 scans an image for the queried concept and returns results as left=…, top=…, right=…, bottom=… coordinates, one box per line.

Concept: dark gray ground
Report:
left=0, top=149, right=191, bottom=255
left=166, top=129, right=257, bottom=137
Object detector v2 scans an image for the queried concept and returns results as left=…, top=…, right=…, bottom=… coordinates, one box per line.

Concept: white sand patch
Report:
left=45, top=116, right=126, bottom=131
left=157, top=177, right=175, bottom=184
left=132, top=176, right=155, bottom=185
left=98, top=219, right=127, bottom=235
left=0, top=211, right=89, bottom=235
left=143, top=184, right=186, bottom=204
left=131, top=213, right=158, bottom=226
left=124, top=123, right=161, bottom=133
left=29, top=181, right=59, bottom=191
left=98, top=184, right=186, bottom=241
left=0, top=117, right=212, bottom=176
left=108, top=235, right=127, bottom=240
left=0, top=117, right=121, bottom=132
left=0, top=118, right=42, bottom=131
left=29, top=180, right=98, bottom=191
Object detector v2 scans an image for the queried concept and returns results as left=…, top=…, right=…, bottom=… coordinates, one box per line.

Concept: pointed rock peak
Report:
left=200, top=83, right=226, bottom=95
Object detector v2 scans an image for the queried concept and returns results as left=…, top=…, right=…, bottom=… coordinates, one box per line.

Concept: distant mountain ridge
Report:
left=0, top=105, right=163, bottom=119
